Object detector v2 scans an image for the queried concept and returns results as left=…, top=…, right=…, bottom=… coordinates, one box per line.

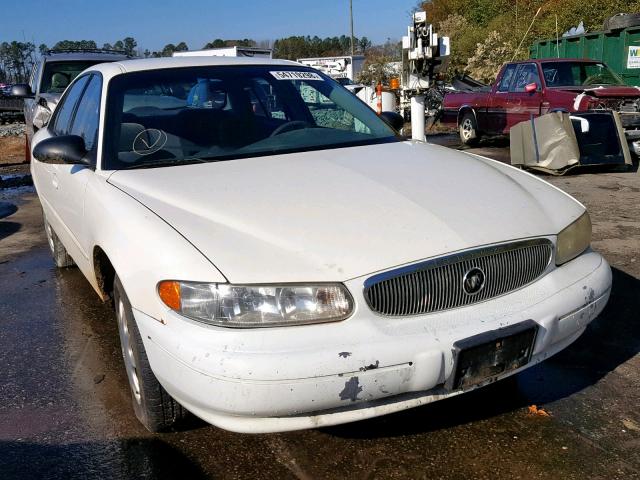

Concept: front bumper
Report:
left=134, top=250, right=611, bottom=433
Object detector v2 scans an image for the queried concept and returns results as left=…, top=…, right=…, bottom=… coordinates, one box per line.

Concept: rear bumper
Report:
left=134, top=250, right=611, bottom=433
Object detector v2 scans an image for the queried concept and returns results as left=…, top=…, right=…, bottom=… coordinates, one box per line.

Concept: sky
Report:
left=1, top=0, right=420, bottom=52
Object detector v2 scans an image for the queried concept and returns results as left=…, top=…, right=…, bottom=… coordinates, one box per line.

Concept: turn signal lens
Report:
left=556, top=211, right=592, bottom=265
left=158, top=281, right=181, bottom=310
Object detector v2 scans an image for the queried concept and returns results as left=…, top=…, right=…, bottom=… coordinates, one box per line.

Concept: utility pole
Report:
left=350, top=0, right=355, bottom=56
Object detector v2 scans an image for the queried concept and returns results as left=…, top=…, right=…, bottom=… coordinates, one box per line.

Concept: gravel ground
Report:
left=0, top=123, right=25, bottom=138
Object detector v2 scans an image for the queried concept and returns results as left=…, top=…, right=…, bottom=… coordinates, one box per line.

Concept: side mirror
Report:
left=10, top=83, right=34, bottom=98
left=524, top=82, right=538, bottom=93
left=379, top=111, right=405, bottom=131
left=33, top=135, right=89, bottom=165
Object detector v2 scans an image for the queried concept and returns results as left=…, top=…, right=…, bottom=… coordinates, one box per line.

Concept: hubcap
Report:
left=462, top=119, right=474, bottom=140
left=116, top=297, right=142, bottom=404
left=45, top=222, right=55, bottom=254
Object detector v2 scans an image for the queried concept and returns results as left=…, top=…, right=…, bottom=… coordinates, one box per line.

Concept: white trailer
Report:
left=297, top=56, right=365, bottom=83
left=173, top=47, right=273, bottom=58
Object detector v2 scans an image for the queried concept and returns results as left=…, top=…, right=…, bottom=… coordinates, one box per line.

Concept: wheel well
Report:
left=93, top=246, right=115, bottom=303
left=457, top=108, right=476, bottom=126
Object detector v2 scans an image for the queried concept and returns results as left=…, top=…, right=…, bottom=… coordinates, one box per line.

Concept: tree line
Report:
left=0, top=34, right=384, bottom=84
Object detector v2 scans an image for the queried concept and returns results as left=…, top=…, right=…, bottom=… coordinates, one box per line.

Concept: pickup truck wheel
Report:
left=459, top=112, right=480, bottom=146
left=113, top=275, right=188, bottom=432
left=43, top=214, right=76, bottom=268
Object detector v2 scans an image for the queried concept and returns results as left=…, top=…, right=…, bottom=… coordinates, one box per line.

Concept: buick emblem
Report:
left=463, top=267, right=485, bottom=295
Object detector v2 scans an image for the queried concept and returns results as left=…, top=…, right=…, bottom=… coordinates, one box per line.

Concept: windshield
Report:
left=336, top=78, right=355, bottom=86
left=541, top=61, right=624, bottom=87
left=103, top=65, right=398, bottom=170
left=41, top=61, right=102, bottom=94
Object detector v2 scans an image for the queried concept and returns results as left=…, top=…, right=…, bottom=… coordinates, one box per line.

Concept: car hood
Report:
left=552, top=85, right=640, bottom=98
left=584, top=86, right=640, bottom=98
left=107, top=142, right=584, bottom=283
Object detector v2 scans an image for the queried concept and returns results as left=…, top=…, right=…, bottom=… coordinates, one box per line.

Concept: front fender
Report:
left=84, top=172, right=226, bottom=320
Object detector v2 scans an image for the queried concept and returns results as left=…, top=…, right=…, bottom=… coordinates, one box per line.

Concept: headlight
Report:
left=556, top=211, right=591, bottom=265
left=157, top=281, right=354, bottom=328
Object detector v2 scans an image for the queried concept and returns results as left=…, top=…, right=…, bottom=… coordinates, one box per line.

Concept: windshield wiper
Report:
left=120, top=157, right=207, bottom=170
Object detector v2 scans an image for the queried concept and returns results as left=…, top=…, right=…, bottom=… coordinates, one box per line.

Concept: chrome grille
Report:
left=364, top=239, right=553, bottom=316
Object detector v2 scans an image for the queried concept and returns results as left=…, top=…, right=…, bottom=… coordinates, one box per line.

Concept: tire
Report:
left=25, top=134, right=31, bottom=163
left=43, top=214, right=76, bottom=268
left=459, top=111, right=480, bottom=146
left=113, top=275, right=188, bottom=432
left=604, top=13, right=640, bottom=31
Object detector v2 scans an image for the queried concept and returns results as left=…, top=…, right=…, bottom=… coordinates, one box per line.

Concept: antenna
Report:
left=512, top=7, right=542, bottom=61
left=350, top=0, right=355, bottom=56
left=556, top=15, right=560, bottom=58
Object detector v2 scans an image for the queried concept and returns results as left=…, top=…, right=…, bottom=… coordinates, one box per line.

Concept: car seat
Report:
left=49, top=73, right=70, bottom=93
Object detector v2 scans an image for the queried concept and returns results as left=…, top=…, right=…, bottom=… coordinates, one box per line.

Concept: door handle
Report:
left=52, top=172, right=59, bottom=190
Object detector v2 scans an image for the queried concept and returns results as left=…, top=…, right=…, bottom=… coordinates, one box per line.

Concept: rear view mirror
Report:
left=379, top=111, right=405, bottom=132
left=33, top=135, right=89, bottom=165
left=10, top=84, right=34, bottom=98
left=525, top=83, right=538, bottom=93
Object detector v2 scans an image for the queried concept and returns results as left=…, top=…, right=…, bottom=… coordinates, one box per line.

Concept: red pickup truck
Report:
left=441, top=58, right=640, bottom=152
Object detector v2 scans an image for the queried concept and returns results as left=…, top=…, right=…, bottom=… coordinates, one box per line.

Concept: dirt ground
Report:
left=0, top=136, right=25, bottom=165
left=0, top=133, right=638, bottom=479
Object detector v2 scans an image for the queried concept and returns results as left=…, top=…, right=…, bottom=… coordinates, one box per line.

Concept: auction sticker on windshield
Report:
left=271, top=71, right=323, bottom=81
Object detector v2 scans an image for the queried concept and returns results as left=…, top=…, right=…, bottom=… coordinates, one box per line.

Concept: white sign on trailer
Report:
left=297, top=56, right=365, bottom=81
left=628, top=46, right=640, bottom=69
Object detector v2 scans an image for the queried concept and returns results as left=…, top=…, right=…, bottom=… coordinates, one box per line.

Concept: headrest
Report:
left=51, top=73, right=69, bottom=89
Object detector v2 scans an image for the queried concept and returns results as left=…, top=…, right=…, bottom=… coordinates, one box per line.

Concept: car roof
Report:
left=92, top=56, right=300, bottom=75
left=43, top=51, right=130, bottom=62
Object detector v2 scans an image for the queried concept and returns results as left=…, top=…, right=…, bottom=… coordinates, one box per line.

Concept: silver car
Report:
left=11, top=49, right=129, bottom=153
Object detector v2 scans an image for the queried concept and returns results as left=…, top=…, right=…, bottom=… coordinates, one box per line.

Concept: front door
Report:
left=506, top=63, right=543, bottom=130
left=38, top=74, right=101, bottom=266
left=486, top=64, right=517, bottom=134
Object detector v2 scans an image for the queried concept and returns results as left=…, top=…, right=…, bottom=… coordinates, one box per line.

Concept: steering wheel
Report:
left=270, top=120, right=311, bottom=137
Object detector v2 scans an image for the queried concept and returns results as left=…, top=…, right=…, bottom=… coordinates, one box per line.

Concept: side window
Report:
left=512, top=64, right=541, bottom=92
left=245, top=78, right=289, bottom=120
left=70, top=75, right=102, bottom=151
left=53, top=75, right=90, bottom=136
left=497, top=65, right=516, bottom=92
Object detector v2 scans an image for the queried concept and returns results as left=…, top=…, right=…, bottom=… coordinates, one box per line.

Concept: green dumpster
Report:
left=530, top=26, right=640, bottom=86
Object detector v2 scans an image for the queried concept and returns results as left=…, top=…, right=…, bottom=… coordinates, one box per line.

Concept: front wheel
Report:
left=113, top=275, right=188, bottom=432
left=43, top=214, right=75, bottom=268
left=459, top=112, right=480, bottom=146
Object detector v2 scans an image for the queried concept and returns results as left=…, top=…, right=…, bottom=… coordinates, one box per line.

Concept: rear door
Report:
left=505, top=63, right=544, bottom=130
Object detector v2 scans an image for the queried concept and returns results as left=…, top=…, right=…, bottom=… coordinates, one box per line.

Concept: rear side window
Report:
left=70, top=75, right=102, bottom=151
left=497, top=65, right=516, bottom=92
left=53, top=75, right=90, bottom=136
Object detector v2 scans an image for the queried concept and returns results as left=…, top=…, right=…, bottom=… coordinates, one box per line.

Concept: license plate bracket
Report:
left=446, top=320, right=538, bottom=391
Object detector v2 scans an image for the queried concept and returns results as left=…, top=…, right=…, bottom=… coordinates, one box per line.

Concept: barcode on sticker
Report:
left=270, top=71, right=323, bottom=81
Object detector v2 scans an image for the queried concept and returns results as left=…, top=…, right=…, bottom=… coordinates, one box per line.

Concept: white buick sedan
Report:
left=30, top=57, right=611, bottom=433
